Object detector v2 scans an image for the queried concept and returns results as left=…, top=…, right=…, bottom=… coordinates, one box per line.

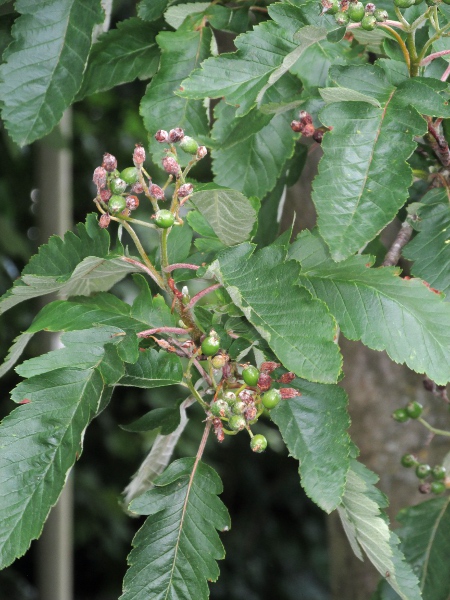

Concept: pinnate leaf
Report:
left=118, top=349, right=183, bottom=388
left=0, top=0, right=103, bottom=146
left=290, top=229, right=450, bottom=384
left=77, top=18, right=160, bottom=99
left=0, top=367, right=107, bottom=568
left=121, top=457, right=230, bottom=600
left=208, top=242, right=342, bottom=383
left=271, top=379, right=351, bottom=512
left=338, top=461, right=422, bottom=600
left=313, top=65, right=450, bottom=260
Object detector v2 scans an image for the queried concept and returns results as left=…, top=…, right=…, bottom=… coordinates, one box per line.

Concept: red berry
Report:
left=102, top=152, right=117, bottom=172
left=126, top=195, right=139, bottom=210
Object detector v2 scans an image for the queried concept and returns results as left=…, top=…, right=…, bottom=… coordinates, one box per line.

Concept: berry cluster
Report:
left=321, top=0, right=388, bottom=30
left=401, top=454, right=448, bottom=495
left=92, top=128, right=206, bottom=229
left=392, top=400, right=423, bottom=422
left=291, top=111, right=326, bottom=143
left=202, top=333, right=299, bottom=453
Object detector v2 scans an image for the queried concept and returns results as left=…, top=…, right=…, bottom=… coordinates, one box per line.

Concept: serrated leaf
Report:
left=121, top=458, right=230, bottom=600
left=118, top=349, right=183, bottom=388
left=140, top=23, right=211, bottom=167
left=179, top=2, right=335, bottom=115
left=392, top=497, right=450, bottom=600
left=0, top=0, right=103, bottom=146
left=189, top=186, right=257, bottom=246
left=130, top=274, right=179, bottom=329
left=270, top=379, right=351, bottom=512
left=137, top=0, right=169, bottom=21
left=338, top=461, right=422, bottom=600
left=313, top=65, right=435, bottom=260
left=208, top=242, right=342, bottom=383
left=120, top=403, right=182, bottom=434
left=0, top=215, right=139, bottom=316
left=77, top=18, right=159, bottom=100
left=165, top=2, right=210, bottom=29
left=319, top=86, right=381, bottom=107
left=290, top=229, right=450, bottom=384
left=0, top=332, right=35, bottom=378
left=403, top=188, right=450, bottom=296
left=0, top=367, right=107, bottom=568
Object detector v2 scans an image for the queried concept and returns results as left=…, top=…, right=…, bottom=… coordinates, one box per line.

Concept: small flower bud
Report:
left=178, top=183, right=194, bottom=198
left=260, top=361, right=280, bottom=374
left=133, top=144, right=146, bottom=166
left=93, top=166, right=107, bottom=189
left=365, top=2, right=376, bottom=12
left=168, top=127, right=185, bottom=143
left=155, top=129, right=169, bottom=143
left=150, top=183, right=165, bottom=200
left=102, top=152, right=117, bottom=172
left=162, top=156, right=181, bottom=176
left=244, top=404, right=257, bottom=421
left=257, top=372, right=272, bottom=392
left=196, top=145, right=207, bottom=160
left=126, top=195, right=139, bottom=210
left=131, top=182, right=144, bottom=194
left=278, top=372, right=295, bottom=384
left=239, top=389, right=254, bottom=404
left=280, top=388, right=301, bottom=399
left=100, top=189, right=112, bottom=203
left=99, top=213, right=111, bottom=228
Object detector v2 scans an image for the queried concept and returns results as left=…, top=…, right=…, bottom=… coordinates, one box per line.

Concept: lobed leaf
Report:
left=271, top=379, right=351, bottom=512
left=121, top=458, right=230, bottom=600
left=77, top=18, right=160, bottom=99
left=208, top=242, right=342, bottom=383
left=0, top=0, right=104, bottom=146
left=290, top=229, right=450, bottom=384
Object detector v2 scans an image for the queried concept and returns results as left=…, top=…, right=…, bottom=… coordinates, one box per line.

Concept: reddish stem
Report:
left=121, top=256, right=162, bottom=286
left=164, top=263, right=200, bottom=273
left=137, top=326, right=190, bottom=338
left=185, top=284, right=222, bottom=310
left=441, top=63, right=450, bottom=82
left=420, top=49, right=450, bottom=66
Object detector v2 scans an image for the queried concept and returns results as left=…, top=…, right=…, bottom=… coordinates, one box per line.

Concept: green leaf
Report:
left=319, top=86, right=382, bottom=107
left=130, top=274, right=179, bottom=329
left=290, top=229, right=450, bottom=384
left=118, top=349, right=183, bottom=388
left=403, top=188, right=450, bottom=295
left=312, top=65, right=439, bottom=260
left=0, top=215, right=139, bottom=316
left=179, top=3, right=332, bottom=116
left=393, top=496, right=450, bottom=600
left=271, top=379, right=351, bottom=512
left=165, top=2, right=210, bottom=29
left=121, top=458, right=230, bottom=600
left=0, top=367, right=107, bottom=568
left=0, top=332, right=35, bottom=378
left=137, top=0, right=169, bottom=21
left=338, top=461, right=422, bottom=600
left=120, top=402, right=182, bottom=434
left=0, top=0, right=104, bottom=146
left=208, top=242, right=342, bottom=383
left=140, top=23, right=211, bottom=167
left=189, top=186, right=258, bottom=246
left=77, top=18, right=160, bottom=100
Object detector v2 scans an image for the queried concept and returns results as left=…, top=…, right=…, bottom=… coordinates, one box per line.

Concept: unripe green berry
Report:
left=361, top=14, right=377, bottom=30
left=201, top=332, right=221, bottom=356
left=262, top=389, right=281, bottom=410
left=394, top=0, right=415, bottom=6
left=229, top=415, right=246, bottom=432
left=321, top=0, right=340, bottom=14
left=348, top=1, right=365, bottom=21
left=401, top=454, right=418, bottom=468
left=250, top=434, right=267, bottom=453
left=109, top=195, right=127, bottom=213
left=223, top=391, right=237, bottom=405
left=210, top=399, right=230, bottom=418
left=415, top=463, right=431, bottom=479
left=121, top=167, right=139, bottom=184
left=392, top=408, right=409, bottom=423
left=180, top=136, right=199, bottom=155
left=232, top=401, right=247, bottom=415
left=431, top=465, right=447, bottom=480
left=405, top=401, right=423, bottom=419
left=335, top=10, right=350, bottom=25
left=430, top=481, right=446, bottom=494
left=110, top=177, right=127, bottom=194
left=154, top=209, right=175, bottom=229
left=211, top=354, right=227, bottom=369
left=242, top=365, right=260, bottom=386
left=374, top=8, right=388, bottom=21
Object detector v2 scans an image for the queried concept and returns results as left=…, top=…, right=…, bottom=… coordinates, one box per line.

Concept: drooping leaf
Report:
left=289, top=229, right=450, bottom=384
left=338, top=461, right=422, bottom=600
left=0, top=367, right=107, bottom=569
left=0, top=332, right=35, bottom=378
left=118, top=349, right=183, bottom=388
left=207, top=242, right=342, bottom=383
left=120, top=402, right=182, bottom=434
left=271, top=379, right=351, bottom=512
left=140, top=22, right=211, bottom=167
left=0, top=0, right=104, bottom=146
left=0, top=215, right=139, bottom=316
left=77, top=18, right=160, bottom=99
left=313, top=65, right=450, bottom=260
left=121, top=458, right=230, bottom=600
left=403, top=188, right=450, bottom=296
left=189, top=186, right=258, bottom=246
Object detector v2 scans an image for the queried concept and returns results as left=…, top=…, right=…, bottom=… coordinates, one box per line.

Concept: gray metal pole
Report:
left=36, top=109, right=73, bottom=600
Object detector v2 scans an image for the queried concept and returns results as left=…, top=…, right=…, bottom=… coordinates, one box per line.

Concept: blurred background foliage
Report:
left=0, top=1, right=329, bottom=598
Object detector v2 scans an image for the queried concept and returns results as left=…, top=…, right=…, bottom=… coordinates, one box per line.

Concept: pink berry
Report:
left=196, top=146, right=207, bottom=160
left=99, top=213, right=111, bottom=228
left=126, top=195, right=139, bottom=210
left=100, top=189, right=112, bottom=203
left=162, top=156, right=181, bottom=176
left=133, top=144, right=146, bottom=166
left=131, top=182, right=144, bottom=194
left=102, top=152, right=117, bottom=172
left=93, top=166, right=107, bottom=189
left=150, top=184, right=165, bottom=200
left=168, top=128, right=184, bottom=143
left=178, top=183, right=194, bottom=198
left=155, top=130, right=169, bottom=143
